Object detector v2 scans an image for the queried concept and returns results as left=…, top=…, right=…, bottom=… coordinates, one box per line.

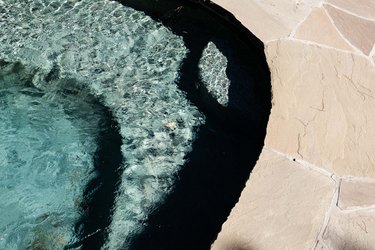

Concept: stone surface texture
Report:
left=213, top=149, right=335, bottom=250
left=265, top=40, right=375, bottom=178
left=338, top=180, right=375, bottom=210
left=319, top=208, right=375, bottom=249
left=325, top=4, right=375, bottom=55
left=327, top=0, right=375, bottom=20
left=294, top=8, right=354, bottom=51
left=211, top=0, right=321, bottom=42
left=211, top=0, right=375, bottom=249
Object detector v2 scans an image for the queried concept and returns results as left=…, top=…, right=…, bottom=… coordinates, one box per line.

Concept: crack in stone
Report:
left=357, top=220, right=368, bottom=234
left=310, top=88, right=326, bottom=112
left=343, top=74, right=374, bottom=100
left=297, top=133, right=303, bottom=158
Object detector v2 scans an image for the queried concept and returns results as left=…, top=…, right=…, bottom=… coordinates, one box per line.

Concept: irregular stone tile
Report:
left=314, top=241, right=329, bottom=249
left=212, top=149, right=335, bottom=250
left=211, top=0, right=321, bottom=42
left=327, top=0, right=375, bottom=20
left=320, top=208, right=375, bottom=249
left=325, top=4, right=375, bottom=55
left=265, top=40, right=375, bottom=178
left=338, top=180, right=375, bottom=210
left=294, top=7, right=354, bottom=51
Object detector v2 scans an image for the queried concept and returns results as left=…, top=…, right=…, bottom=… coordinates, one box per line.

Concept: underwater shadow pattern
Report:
left=116, top=1, right=272, bottom=249
left=70, top=104, right=123, bottom=250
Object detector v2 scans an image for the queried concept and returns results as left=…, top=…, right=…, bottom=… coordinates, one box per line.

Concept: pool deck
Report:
left=210, top=0, right=375, bottom=249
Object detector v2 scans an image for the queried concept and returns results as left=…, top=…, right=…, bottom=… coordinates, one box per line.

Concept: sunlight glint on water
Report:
left=0, top=0, right=205, bottom=249
left=0, top=82, right=104, bottom=249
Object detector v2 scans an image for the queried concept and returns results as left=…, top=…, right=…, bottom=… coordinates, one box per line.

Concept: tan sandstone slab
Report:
left=327, top=0, right=375, bottom=20
left=338, top=180, right=375, bottom=210
left=294, top=7, right=354, bottom=51
left=325, top=4, right=375, bottom=55
left=265, top=39, right=375, bottom=178
left=317, top=208, right=375, bottom=249
left=211, top=0, right=321, bottom=42
left=212, top=149, right=335, bottom=250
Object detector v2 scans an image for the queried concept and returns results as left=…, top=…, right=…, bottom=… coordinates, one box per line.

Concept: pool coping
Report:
left=206, top=0, right=375, bottom=249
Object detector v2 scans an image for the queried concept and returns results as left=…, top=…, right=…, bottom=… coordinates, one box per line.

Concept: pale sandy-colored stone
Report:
left=265, top=39, right=375, bottom=178
left=325, top=4, right=375, bottom=55
left=294, top=7, right=354, bottom=51
left=212, top=149, right=335, bottom=250
left=327, top=0, right=375, bottom=20
left=338, top=180, right=375, bottom=210
left=320, top=208, right=375, bottom=249
left=210, top=2, right=375, bottom=250
left=211, top=0, right=321, bottom=42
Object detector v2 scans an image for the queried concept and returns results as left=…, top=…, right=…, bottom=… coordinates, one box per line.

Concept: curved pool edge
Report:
left=209, top=0, right=375, bottom=249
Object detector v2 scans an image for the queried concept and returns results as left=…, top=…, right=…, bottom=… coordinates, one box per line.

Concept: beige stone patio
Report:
left=210, top=0, right=375, bottom=249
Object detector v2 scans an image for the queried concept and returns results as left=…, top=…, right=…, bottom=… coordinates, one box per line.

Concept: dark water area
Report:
left=0, top=1, right=271, bottom=249
left=71, top=106, right=124, bottom=250
left=109, top=1, right=272, bottom=249
left=119, top=0, right=270, bottom=132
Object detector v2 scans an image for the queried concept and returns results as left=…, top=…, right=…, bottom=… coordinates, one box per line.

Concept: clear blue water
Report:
left=0, top=0, right=206, bottom=249
left=0, top=74, right=105, bottom=248
left=0, top=0, right=270, bottom=249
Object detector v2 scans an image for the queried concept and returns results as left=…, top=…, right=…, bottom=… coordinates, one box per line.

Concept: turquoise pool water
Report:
left=0, top=0, right=204, bottom=248
left=0, top=75, right=104, bottom=249
left=0, top=0, right=271, bottom=249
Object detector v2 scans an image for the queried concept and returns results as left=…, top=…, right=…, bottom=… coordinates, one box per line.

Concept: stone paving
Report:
left=210, top=0, right=375, bottom=249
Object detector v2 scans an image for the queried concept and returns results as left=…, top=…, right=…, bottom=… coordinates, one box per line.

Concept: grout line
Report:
left=312, top=177, right=340, bottom=250
left=324, top=2, right=375, bottom=23
left=265, top=148, right=375, bottom=183
left=288, top=1, right=323, bottom=39
left=369, top=46, right=375, bottom=67
left=288, top=11, right=310, bottom=38
left=288, top=37, right=363, bottom=56
left=266, top=37, right=373, bottom=67
left=265, top=147, right=334, bottom=178
left=264, top=38, right=282, bottom=44
left=370, top=43, right=375, bottom=58
left=322, top=5, right=364, bottom=55
left=263, top=147, right=375, bottom=247
left=295, top=158, right=334, bottom=178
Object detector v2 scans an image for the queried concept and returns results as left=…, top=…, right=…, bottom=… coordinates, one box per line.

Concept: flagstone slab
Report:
left=338, top=180, right=375, bottom=210
left=319, top=208, right=375, bottom=249
left=208, top=2, right=375, bottom=250
left=294, top=7, right=354, bottom=51
left=212, top=149, right=335, bottom=250
left=327, top=0, right=375, bottom=20
left=265, top=39, right=375, bottom=178
left=325, top=4, right=375, bottom=55
left=211, top=0, right=321, bottom=42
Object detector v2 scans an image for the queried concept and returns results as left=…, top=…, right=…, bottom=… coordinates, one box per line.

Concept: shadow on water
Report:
left=116, top=1, right=271, bottom=249
left=75, top=0, right=271, bottom=248
left=68, top=102, right=124, bottom=249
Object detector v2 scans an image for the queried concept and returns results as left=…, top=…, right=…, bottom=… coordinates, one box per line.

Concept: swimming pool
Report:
left=0, top=0, right=270, bottom=249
